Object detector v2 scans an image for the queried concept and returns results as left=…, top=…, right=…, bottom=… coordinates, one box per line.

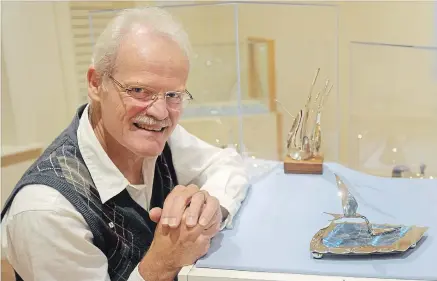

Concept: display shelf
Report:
left=1, top=143, right=43, bottom=168
left=181, top=100, right=269, bottom=119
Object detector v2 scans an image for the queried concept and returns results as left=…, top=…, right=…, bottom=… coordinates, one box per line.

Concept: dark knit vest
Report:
left=1, top=104, right=178, bottom=281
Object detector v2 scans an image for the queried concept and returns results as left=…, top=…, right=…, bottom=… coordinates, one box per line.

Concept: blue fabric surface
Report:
left=196, top=162, right=437, bottom=280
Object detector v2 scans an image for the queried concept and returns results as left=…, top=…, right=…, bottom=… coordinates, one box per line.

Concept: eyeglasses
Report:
left=108, top=75, right=193, bottom=108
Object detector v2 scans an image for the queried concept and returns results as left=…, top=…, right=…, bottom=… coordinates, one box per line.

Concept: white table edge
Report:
left=179, top=265, right=424, bottom=281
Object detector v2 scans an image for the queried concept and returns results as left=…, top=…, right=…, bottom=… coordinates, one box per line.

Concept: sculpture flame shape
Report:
left=284, top=68, right=333, bottom=160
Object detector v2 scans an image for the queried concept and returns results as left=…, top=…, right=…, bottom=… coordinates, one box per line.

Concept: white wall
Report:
left=1, top=55, right=16, bottom=145
left=337, top=2, right=437, bottom=175
left=1, top=1, right=73, bottom=206
left=1, top=1, right=71, bottom=147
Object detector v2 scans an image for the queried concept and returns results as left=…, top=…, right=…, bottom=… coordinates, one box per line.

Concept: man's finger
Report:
left=162, top=184, right=199, bottom=228
left=185, top=191, right=207, bottom=227
left=149, top=207, right=162, bottom=223
left=199, top=196, right=220, bottom=227
left=195, top=235, right=212, bottom=259
left=202, top=209, right=221, bottom=237
left=183, top=220, right=205, bottom=241
left=161, top=185, right=185, bottom=225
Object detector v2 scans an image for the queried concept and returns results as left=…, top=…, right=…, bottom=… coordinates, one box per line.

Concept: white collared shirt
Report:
left=1, top=105, right=249, bottom=281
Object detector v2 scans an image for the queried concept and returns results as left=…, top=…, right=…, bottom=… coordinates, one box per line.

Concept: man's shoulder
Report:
left=3, top=134, right=97, bottom=221
left=22, top=136, right=93, bottom=188
left=4, top=184, right=80, bottom=219
left=29, top=104, right=87, bottom=174
left=20, top=111, right=82, bottom=180
left=1, top=184, right=91, bottom=272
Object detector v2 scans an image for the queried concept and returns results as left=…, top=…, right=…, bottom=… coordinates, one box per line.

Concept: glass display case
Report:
left=87, top=3, right=436, bottom=281
left=88, top=2, right=340, bottom=179
left=348, top=41, right=437, bottom=179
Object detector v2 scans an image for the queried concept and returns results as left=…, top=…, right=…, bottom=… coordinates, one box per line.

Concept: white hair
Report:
left=91, top=7, right=192, bottom=76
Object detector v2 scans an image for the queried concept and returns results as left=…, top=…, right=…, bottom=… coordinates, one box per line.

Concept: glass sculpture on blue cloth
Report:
left=310, top=173, right=428, bottom=259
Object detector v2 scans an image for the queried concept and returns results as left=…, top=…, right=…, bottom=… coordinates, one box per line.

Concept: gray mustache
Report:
left=132, top=115, right=172, bottom=127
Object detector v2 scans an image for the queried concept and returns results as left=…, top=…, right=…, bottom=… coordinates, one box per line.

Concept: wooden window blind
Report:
left=69, top=1, right=135, bottom=104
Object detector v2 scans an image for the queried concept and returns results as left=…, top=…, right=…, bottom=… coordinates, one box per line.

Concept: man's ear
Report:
left=87, top=67, right=102, bottom=102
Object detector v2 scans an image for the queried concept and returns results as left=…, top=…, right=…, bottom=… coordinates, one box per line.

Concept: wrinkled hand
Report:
left=149, top=184, right=224, bottom=234
left=145, top=215, right=211, bottom=270
left=144, top=185, right=222, bottom=271
left=184, top=189, right=222, bottom=233
left=140, top=186, right=227, bottom=281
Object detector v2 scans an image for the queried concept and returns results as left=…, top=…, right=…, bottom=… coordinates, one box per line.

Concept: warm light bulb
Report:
left=357, top=134, right=363, bottom=139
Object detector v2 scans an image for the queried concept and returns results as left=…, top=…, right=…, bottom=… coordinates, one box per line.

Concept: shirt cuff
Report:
left=128, top=264, right=146, bottom=281
left=217, top=193, right=242, bottom=230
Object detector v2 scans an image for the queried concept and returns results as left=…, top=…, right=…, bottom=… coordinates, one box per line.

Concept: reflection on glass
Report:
left=248, top=40, right=270, bottom=108
left=349, top=42, right=437, bottom=178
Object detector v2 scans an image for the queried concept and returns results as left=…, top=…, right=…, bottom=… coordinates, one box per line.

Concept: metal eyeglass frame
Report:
left=107, top=74, right=194, bottom=106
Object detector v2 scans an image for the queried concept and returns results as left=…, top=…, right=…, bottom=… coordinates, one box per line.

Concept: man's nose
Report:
left=146, top=97, right=169, bottom=120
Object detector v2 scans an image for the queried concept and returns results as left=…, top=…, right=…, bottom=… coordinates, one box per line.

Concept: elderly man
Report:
left=1, top=7, right=249, bottom=281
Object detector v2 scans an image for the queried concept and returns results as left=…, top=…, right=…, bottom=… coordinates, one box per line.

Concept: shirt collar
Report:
left=77, top=105, right=150, bottom=203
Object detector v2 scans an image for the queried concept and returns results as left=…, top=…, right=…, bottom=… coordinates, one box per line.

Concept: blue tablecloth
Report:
left=196, top=162, right=437, bottom=280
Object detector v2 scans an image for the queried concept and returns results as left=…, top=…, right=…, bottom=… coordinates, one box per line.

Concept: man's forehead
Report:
left=125, top=29, right=184, bottom=55
left=111, top=30, right=189, bottom=89
left=115, top=31, right=188, bottom=67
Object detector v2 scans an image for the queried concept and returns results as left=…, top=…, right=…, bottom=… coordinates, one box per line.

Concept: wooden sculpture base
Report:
left=284, top=155, right=324, bottom=174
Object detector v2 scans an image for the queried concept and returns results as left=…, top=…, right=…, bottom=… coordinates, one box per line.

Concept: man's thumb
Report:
left=149, top=207, right=162, bottom=223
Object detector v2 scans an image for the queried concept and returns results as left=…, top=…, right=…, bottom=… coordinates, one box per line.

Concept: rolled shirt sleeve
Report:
left=168, top=125, right=250, bottom=229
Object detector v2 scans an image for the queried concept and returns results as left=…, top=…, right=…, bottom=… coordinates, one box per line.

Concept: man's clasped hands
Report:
left=140, top=184, right=226, bottom=279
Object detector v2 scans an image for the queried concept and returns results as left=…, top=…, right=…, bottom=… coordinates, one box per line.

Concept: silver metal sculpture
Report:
left=326, top=174, right=400, bottom=236
left=310, top=173, right=428, bottom=259
left=283, top=68, right=333, bottom=161
left=311, top=82, right=333, bottom=156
